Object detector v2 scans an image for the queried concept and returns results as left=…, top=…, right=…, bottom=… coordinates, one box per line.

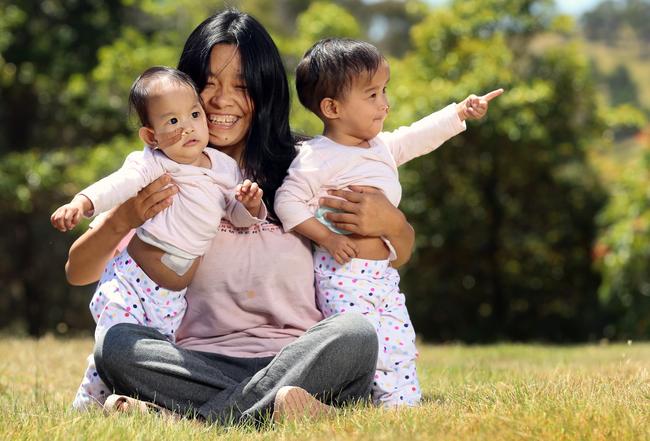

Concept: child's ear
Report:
left=319, top=98, right=340, bottom=120
left=138, top=127, right=157, bottom=147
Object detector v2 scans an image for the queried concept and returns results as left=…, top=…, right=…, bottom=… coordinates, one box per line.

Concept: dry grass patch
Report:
left=1, top=337, right=649, bottom=440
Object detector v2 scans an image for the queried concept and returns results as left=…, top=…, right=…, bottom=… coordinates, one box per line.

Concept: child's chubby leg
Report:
left=374, top=266, right=421, bottom=407
left=313, top=248, right=421, bottom=407
left=72, top=354, right=112, bottom=411
left=91, top=250, right=187, bottom=341
left=313, top=248, right=421, bottom=406
left=72, top=250, right=187, bottom=410
left=313, top=247, right=385, bottom=319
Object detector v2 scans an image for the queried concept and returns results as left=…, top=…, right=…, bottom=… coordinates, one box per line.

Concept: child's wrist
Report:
left=73, top=194, right=93, bottom=214
left=318, top=231, right=336, bottom=248
left=456, top=103, right=467, bottom=122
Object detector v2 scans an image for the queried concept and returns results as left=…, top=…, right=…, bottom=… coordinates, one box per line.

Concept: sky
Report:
left=424, top=0, right=609, bottom=16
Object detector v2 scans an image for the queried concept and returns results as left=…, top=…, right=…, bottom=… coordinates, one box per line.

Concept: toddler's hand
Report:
left=50, top=194, right=92, bottom=232
left=322, top=233, right=359, bottom=265
left=457, top=88, right=504, bottom=121
left=236, top=179, right=264, bottom=217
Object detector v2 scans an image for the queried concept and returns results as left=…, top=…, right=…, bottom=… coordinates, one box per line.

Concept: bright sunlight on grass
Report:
left=1, top=337, right=648, bottom=440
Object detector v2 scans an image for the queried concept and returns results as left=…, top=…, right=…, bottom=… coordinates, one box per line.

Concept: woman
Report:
left=66, top=9, right=415, bottom=425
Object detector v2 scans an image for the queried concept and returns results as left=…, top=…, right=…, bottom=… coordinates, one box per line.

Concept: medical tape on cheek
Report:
left=156, top=127, right=184, bottom=149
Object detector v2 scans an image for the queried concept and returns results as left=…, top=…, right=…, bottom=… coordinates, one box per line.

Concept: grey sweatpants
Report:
left=94, top=313, right=378, bottom=425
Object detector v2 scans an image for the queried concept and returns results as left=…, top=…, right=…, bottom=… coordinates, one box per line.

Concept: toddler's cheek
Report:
left=156, top=128, right=184, bottom=148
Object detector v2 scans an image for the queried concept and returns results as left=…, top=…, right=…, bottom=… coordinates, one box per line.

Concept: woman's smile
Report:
left=207, top=113, right=240, bottom=128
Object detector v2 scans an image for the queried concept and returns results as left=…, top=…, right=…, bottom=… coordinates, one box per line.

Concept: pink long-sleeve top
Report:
left=274, top=103, right=466, bottom=232
left=81, top=146, right=264, bottom=258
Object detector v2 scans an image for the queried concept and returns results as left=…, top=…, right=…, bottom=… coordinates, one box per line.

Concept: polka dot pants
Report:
left=314, top=248, right=421, bottom=407
left=72, top=250, right=186, bottom=411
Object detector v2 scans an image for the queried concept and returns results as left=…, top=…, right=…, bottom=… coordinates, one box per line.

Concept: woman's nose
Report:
left=204, top=87, right=231, bottom=108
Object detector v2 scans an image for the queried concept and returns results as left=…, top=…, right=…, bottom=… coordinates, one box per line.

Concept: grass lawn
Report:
left=1, top=337, right=649, bottom=440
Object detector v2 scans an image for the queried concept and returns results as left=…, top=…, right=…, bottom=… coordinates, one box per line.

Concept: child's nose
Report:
left=380, top=96, right=389, bottom=111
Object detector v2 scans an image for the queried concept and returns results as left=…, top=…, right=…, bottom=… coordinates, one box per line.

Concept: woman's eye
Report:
left=370, top=93, right=377, bottom=99
left=382, top=87, right=387, bottom=94
left=235, top=84, right=247, bottom=90
left=192, top=111, right=200, bottom=118
left=169, top=117, right=178, bottom=125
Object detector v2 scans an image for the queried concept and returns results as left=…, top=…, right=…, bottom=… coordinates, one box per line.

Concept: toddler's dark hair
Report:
left=128, top=66, right=200, bottom=127
left=295, top=38, right=385, bottom=116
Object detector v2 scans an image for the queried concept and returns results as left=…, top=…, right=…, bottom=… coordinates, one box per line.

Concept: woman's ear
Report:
left=139, top=127, right=157, bottom=148
left=319, top=98, right=340, bottom=120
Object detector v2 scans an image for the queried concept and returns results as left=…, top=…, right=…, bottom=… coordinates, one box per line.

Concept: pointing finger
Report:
left=481, top=88, right=504, bottom=102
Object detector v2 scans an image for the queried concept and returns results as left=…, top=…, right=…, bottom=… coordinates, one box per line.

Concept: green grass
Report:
left=1, top=337, right=649, bottom=440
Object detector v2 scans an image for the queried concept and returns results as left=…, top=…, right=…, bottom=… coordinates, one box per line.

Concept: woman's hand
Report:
left=319, top=186, right=415, bottom=267
left=107, top=174, right=178, bottom=234
left=65, top=175, right=178, bottom=285
left=319, top=186, right=404, bottom=237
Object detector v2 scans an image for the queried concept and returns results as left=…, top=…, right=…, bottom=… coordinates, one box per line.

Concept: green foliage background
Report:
left=0, top=0, right=648, bottom=341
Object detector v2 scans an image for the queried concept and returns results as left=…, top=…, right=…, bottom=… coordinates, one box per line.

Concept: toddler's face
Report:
left=145, top=81, right=210, bottom=166
left=336, top=61, right=390, bottom=142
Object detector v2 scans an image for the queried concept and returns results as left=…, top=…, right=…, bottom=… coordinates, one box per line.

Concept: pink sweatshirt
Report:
left=95, top=217, right=322, bottom=358
left=274, top=103, right=466, bottom=232
left=175, top=220, right=323, bottom=357
left=81, top=147, right=264, bottom=258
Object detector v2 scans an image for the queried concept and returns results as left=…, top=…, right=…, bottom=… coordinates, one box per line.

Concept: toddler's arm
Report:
left=379, top=103, right=466, bottom=167
left=294, top=217, right=358, bottom=264
left=380, top=89, right=502, bottom=167
left=65, top=175, right=177, bottom=285
left=78, top=148, right=166, bottom=217
left=274, top=146, right=331, bottom=232
left=275, top=142, right=356, bottom=262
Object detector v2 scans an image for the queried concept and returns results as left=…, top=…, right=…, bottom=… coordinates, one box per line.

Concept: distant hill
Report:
left=579, top=0, right=650, bottom=113
left=582, top=31, right=650, bottom=113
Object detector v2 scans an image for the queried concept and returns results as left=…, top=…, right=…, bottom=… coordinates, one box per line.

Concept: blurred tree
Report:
left=390, top=0, right=608, bottom=341
left=0, top=0, right=224, bottom=336
left=0, top=0, right=127, bottom=153
left=1, top=0, right=645, bottom=342
left=596, top=147, right=650, bottom=338
left=606, top=64, right=640, bottom=107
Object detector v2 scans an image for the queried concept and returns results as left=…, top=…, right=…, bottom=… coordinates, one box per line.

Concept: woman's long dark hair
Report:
left=178, top=9, right=297, bottom=222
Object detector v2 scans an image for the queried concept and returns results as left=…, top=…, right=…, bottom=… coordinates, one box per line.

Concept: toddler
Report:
left=275, top=38, right=502, bottom=407
left=51, top=66, right=265, bottom=410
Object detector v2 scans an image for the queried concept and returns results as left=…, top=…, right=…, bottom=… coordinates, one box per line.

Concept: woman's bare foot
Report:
left=103, top=394, right=179, bottom=421
left=272, top=386, right=335, bottom=422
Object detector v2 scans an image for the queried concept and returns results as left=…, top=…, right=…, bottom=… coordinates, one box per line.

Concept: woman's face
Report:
left=200, top=44, right=253, bottom=159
